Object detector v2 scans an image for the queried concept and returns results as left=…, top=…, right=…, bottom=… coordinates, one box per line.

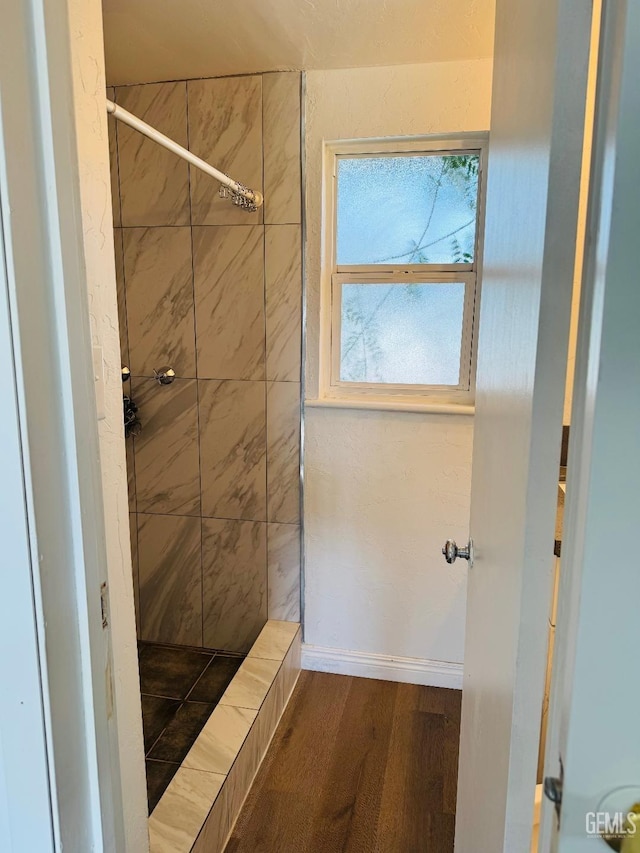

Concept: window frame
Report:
left=331, top=272, right=476, bottom=394
left=320, top=134, right=489, bottom=410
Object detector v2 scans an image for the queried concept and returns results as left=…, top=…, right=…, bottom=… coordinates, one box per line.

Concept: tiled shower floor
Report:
left=139, top=642, right=244, bottom=812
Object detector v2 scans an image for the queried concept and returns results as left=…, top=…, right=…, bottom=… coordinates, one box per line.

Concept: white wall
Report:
left=67, top=0, right=148, bottom=847
left=103, top=0, right=494, bottom=86
left=303, top=60, right=493, bottom=676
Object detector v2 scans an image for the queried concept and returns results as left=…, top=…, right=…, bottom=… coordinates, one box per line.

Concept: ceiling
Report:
left=102, top=0, right=495, bottom=86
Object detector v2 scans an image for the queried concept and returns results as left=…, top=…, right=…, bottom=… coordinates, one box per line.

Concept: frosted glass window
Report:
left=325, top=139, right=484, bottom=402
left=337, top=154, right=479, bottom=266
left=339, top=282, right=465, bottom=385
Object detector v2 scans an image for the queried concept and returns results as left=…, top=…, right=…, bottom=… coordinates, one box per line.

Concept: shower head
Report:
left=219, top=184, right=264, bottom=213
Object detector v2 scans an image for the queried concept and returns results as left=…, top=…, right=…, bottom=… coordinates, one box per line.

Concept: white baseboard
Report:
left=301, top=643, right=463, bottom=689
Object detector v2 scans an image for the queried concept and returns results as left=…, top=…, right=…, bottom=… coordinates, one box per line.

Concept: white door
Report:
left=540, top=1, right=640, bottom=849
left=0, top=195, right=55, bottom=853
left=453, top=0, right=594, bottom=850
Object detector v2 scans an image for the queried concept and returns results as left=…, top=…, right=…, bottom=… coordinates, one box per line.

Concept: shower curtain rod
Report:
left=106, top=98, right=263, bottom=212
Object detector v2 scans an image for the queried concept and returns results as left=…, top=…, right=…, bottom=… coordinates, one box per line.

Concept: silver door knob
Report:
left=442, top=539, right=473, bottom=565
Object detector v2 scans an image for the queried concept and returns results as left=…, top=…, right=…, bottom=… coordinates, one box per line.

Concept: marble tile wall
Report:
left=109, top=73, right=302, bottom=651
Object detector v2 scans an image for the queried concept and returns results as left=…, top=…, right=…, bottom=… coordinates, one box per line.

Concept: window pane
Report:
left=337, top=153, right=479, bottom=265
left=339, top=282, right=465, bottom=386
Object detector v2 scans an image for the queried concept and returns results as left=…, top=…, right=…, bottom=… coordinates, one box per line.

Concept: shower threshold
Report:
left=146, top=620, right=301, bottom=853
left=140, top=643, right=245, bottom=812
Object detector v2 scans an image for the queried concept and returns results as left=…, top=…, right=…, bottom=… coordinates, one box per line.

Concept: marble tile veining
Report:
left=190, top=781, right=231, bottom=853
left=175, top=623, right=301, bottom=853
left=123, top=227, right=196, bottom=378
left=267, top=524, right=301, bottom=622
left=188, top=76, right=263, bottom=226
left=205, top=686, right=275, bottom=853
left=183, top=704, right=257, bottom=776
left=133, top=378, right=200, bottom=516
left=219, top=657, right=281, bottom=711
left=234, top=681, right=279, bottom=814
left=193, top=226, right=265, bottom=380
left=265, top=225, right=302, bottom=382
left=197, top=721, right=262, bottom=853
left=267, top=382, right=301, bottom=523
left=202, top=518, right=267, bottom=654
left=112, top=70, right=302, bottom=653
left=199, top=380, right=266, bottom=521
left=190, top=703, right=264, bottom=853
left=138, top=513, right=202, bottom=646
left=198, top=650, right=294, bottom=851
left=253, top=675, right=284, bottom=765
left=116, top=82, right=190, bottom=226
left=148, top=766, right=225, bottom=853
left=248, top=620, right=299, bottom=662
left=262, top=73, right=301, bottom=225
left=280, top=627, right=302, bottom=707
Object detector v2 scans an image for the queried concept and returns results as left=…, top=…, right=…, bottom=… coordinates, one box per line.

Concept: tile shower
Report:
left=108, top=72, right=302, bottom=655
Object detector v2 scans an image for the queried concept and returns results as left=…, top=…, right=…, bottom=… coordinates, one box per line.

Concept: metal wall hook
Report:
left=121, top=365, right=131, bottom=382
left=153, top=366, right=176, bottom=385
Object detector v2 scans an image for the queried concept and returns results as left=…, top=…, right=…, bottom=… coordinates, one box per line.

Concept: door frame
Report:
left=0, top=0, right=133, bottom=848
left=3, top=0, right=624, bottom=850
left=540, top=0, right=640, bottom=846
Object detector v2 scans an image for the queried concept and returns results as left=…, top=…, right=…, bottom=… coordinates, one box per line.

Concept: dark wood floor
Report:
left=225, top=670, right=461, bottom=853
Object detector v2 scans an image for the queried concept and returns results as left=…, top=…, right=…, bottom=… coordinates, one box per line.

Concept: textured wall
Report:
left=304, top=61, right=493, bottom=666
left=109, top=73, right=302, bottom=653
left=102, top=0, right=495, bottom=86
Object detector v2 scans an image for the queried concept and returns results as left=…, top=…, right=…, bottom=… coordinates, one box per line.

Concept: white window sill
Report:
left=305, top=397, right=475, bottom=416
